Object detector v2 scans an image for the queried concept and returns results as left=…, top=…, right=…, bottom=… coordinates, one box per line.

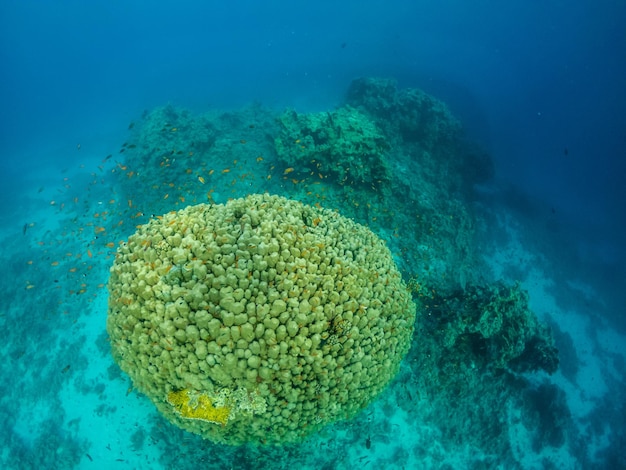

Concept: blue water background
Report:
left=1, top=1, right=625, bottom=467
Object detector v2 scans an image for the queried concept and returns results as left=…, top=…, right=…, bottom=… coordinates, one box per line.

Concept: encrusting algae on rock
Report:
left=167, top=389, right=230, bottom=426
left=106, top=193, right=416, bottom=445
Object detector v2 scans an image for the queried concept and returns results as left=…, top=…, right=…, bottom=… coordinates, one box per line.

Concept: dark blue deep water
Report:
left=1, top=2, right=624, bottom=469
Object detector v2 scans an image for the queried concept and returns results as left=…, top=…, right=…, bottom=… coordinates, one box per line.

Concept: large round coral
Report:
left=107, top=193, right=416, bottom=445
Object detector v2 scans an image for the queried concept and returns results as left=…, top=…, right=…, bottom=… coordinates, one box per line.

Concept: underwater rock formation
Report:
left=422, top=281, right=559, bottom=374
left=274, top=106, right=391, bottom=188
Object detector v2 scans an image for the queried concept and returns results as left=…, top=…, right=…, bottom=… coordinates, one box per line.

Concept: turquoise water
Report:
left=1, top=2, right=625, bottom=469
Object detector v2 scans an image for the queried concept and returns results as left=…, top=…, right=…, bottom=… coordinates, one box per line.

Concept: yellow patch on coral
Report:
left=167, top=389, right=230, bottom=425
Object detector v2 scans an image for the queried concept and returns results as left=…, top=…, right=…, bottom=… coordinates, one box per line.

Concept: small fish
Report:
left=365, top=436, right=371, bottom=449
left=256, top=156, right=264, bottom=162
left=283, top=167, right=294, bottom=175
left=198, top=176, right=205, bottom=184
left=128, top=122, right=135, bottom=130
left=240, top=139, right=246, bottom=144
left=61, top=364, right=71, bottom=374
left=222, top=168, right=230, bottom=174
left=23, top=223, right=28, bottom=235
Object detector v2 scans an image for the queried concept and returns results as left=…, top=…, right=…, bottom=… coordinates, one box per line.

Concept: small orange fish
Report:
left=284, top=167, right=294, bottom=175
left=208, top=169, right=215, bottom=176
left=51, top=261, right=59, bottom=266
left=105, top=242, right=115, bottom=248
left=185, top=168, right=193, bottom=174
left=26, top=284, right=35, bottom=290
left=222, top=168, right=230, bottom=174
left=128, top=199, right=133, bottom=208
left=163, top=193, right=169, bottom=199
left=87, top=249, right=93, bottom=258
left=68, top=267, right=77, bottom=273
left=198, top=176, right=205, bottom=184
left=256, top=156, right=264, bottom=162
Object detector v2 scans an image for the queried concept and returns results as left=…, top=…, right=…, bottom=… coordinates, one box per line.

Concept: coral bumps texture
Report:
left=107, top=193, right=416, bottom=444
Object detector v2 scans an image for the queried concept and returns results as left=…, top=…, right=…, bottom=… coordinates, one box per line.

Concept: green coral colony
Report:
left=107, top=193, right=416, bottom=444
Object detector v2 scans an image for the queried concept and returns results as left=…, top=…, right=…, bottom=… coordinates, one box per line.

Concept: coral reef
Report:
left=346, top=77, right=461, bottom=150
left=274, top=106, right=391, bottom=188
left=421, top=281, right=559, bottom=374
left=107, top=193, right=416, bottom=444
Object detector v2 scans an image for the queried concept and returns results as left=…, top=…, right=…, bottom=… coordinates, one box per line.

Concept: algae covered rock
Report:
left=274, top=106, right=391, bottom=187
left=107, top=193, right=416, bottom=445
left=346, top=77, right=461, bottom=150
left=423, top=281, right=558, bottom=374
